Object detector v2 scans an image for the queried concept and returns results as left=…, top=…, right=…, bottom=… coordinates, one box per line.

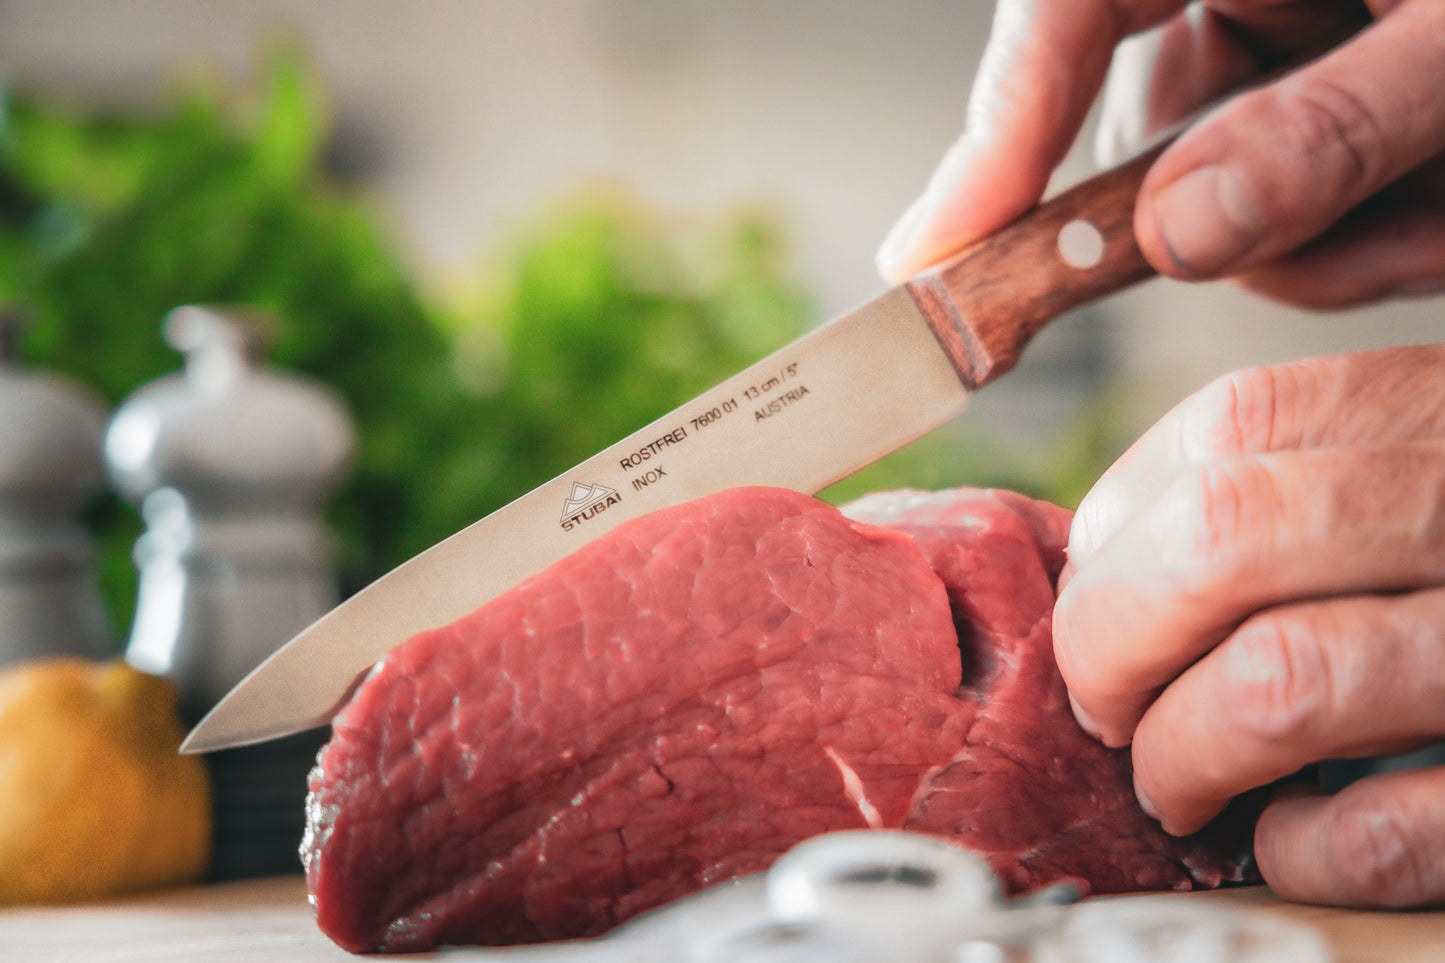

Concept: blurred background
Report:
left=2, top=0, right=1442, bottom=634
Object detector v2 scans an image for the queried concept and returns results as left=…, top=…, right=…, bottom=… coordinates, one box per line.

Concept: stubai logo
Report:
left=559, top=482, right=621, bottom=531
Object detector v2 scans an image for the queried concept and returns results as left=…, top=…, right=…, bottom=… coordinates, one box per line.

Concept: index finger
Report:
left=1068, top=344, right=1445, bottom=565
left=875, top=0, right=1186, bottom=284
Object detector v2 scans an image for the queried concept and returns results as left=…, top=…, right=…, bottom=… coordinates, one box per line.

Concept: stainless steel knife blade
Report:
left=181, top=148, right=1158, bottom=754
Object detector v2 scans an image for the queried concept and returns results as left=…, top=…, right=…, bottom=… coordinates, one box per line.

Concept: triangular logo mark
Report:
left=560, top=482, right=619, bottom=522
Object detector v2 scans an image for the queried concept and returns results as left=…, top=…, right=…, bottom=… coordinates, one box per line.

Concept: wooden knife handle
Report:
left=904, top=143, right=1164, bottom=390
left=901, top=22, right=1359, bottom=392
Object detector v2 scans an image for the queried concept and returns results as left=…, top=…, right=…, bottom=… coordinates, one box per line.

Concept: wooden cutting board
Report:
left=0, top=875, right=1439, bottom=962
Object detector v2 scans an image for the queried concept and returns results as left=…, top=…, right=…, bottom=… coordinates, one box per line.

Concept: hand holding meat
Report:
left=877, top=0, right=1445, bottom=910
left=875, top=0, right=1445, bottom=307
left=1053, top=343, right=1445, bottom=908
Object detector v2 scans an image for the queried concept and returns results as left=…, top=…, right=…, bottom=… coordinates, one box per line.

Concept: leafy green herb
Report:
left=0, top=45, right=819, bottom=638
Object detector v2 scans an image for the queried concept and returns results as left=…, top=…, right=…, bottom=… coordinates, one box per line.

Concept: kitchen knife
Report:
left=181, top=146, right=1159, bottom=754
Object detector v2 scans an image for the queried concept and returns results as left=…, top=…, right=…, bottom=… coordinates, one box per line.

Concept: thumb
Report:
left=1135, top=3, right=1445, bottom=279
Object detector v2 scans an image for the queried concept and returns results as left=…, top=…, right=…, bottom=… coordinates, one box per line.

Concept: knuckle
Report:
left=1268, top=75, right=1389, bottom=201
left=1182, top=366, right=1288, bottom=460
left=1325, top=789, right=1439, bottom=907
left=1150, top=457, right=1280, bottom=570
left=1218, top=613, right=1331, bottom=745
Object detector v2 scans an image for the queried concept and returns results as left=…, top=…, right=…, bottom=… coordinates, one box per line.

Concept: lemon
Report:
left=0, top=657, right=211, bottom=904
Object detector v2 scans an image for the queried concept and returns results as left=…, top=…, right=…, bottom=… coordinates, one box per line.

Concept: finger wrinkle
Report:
left=1158, top=347, right=1445, bottom=471
left=1182, top=367, right=1281, bottom=461
left=1129, top=586, right=1445, bottom=840
left=1219, top=612, right=1333, bottom=747
left=1256, top=771, right=1445, bottom=908
left=1148, top=456, right=1283, bottom=576
left=1320, top=775, right=1445, bottom=907
left=1269, top=72, right=1389, bottom=202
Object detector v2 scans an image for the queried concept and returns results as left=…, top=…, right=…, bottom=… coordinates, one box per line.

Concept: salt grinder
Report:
left=107, top=305, right=354, bottom=879
left=0, top=313, right=112, bottom=666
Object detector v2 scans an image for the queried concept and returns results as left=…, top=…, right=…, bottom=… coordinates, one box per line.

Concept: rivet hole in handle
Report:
left=902, top=143, right=1164, bottom=392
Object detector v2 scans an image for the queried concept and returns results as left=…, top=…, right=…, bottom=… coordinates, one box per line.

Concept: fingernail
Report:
left=1133, top=772, right=1163, bottom=822
left=1150, top=164, right=1266, bottom=276
left=1068, top=497, right=1106, bottom=565
left=877, top=134, right=982, bottom=283
left=875, top=193, right=930, bottom=284
left=1068, top=481, right=1127, bottom=564
left=1068, top=692, right=1103, bottom=741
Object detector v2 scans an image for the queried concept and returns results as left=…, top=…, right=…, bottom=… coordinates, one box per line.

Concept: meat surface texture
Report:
left=303, top=487, right=1255, bottom=953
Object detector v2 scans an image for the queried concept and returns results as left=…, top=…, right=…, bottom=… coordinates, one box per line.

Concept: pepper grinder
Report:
left=107, top=305, right=355, bottom=879
left=0, top=312, right=113, bottom=666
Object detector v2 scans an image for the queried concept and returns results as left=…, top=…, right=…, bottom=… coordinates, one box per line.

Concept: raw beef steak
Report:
left=303, top=487, right=1255, bottom=952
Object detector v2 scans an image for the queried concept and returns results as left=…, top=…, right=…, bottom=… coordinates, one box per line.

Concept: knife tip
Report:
left=179, top=720, right=257, bottom=755
left=179, top=726, right=225, bottom=755
left=180, top=716, right=327, bottom=755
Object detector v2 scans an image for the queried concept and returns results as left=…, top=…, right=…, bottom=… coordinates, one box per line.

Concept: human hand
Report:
left=1052, top=342, right=1445, bottom=906
left=875, top=1, right=1445, bottom=308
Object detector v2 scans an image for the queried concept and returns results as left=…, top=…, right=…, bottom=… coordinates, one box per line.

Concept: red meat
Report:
left=303, top=487, right=1254, bottom=953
